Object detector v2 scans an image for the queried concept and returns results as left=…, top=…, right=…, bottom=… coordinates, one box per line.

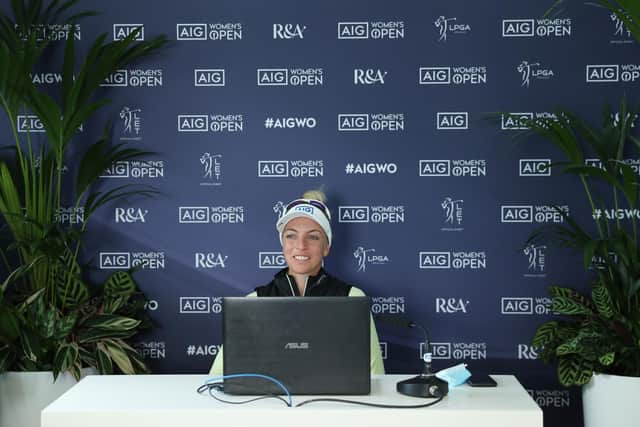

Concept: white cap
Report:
left=276, top=199, right=332, bottom=246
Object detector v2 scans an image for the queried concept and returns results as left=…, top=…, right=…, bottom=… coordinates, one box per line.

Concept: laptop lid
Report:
left=222, top=296, right=371, bottom=395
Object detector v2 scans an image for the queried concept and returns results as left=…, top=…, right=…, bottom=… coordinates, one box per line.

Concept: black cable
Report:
left=296, top=395, right=445, bottom=408
left=197, top=382, right=291, bottom=407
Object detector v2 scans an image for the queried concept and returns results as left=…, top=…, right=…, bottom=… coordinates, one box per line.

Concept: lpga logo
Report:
left=517, top=60, right=554, bottom=87
left=434, top=16, right=470, bottom=42
left=354, top=246, right=389, bottom=272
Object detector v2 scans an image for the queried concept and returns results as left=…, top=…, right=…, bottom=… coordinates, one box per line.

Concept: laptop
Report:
left=222, top=296, right=371, bottom=395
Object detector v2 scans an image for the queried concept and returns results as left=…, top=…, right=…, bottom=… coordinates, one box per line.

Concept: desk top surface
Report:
left=43, top=374, right=541, bottom=413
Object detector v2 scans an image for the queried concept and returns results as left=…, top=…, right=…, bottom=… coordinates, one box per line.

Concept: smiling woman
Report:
left=209, top=189, right=385, bottom=376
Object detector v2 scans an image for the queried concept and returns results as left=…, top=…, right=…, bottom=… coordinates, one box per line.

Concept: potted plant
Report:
left=0, top=1, right=167, bottom=426
left=504, top=99, right=640, bottom=427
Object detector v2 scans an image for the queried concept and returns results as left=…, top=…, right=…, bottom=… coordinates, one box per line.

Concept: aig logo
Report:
left=339, top=206, right=369, bottom=223
left=419, top=252, right=450, bottom=269
left=437, top=112, right=468, bottom=130
left=520, top=159, right=551, bottom=176
left=501, top=206, right=532, bottom=223
left=99, top=252, right=130, bottom=269
left=259, top=252, right=286, bottom=269
left=501, top=112, right=532, bottom=130
left=354, top=69, right=387, bottom=85
left=101, top=70, right=127, bottom=86
left=194, top=69, right=225, bottom=86
left=338, top=114, right=368, bottom=131
left=177, top=115, right=207, bottom=131
left=17, top=115, right=45, bottom=133
left=501, top=297, right=534, bottom=314
left=113, top=24, right=144, bottom=40
left=586, top=65, right=619, bottom=82
left=273, top=24, right=306, bottom=39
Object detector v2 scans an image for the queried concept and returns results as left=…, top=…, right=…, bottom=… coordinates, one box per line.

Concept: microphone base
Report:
left=396, top=374, right=448, bottom=398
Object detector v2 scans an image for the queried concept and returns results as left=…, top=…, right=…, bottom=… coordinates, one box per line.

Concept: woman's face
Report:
left=282, top=216, right=330, bottom=277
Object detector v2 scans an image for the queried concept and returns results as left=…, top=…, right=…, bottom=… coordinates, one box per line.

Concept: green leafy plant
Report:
left=503, top=99, right=640, bottom=386
left=0, top=0, right=167, bottom=379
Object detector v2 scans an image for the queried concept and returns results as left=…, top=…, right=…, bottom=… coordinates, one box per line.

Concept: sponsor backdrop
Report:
left=3, top=1, right=640, bottom=426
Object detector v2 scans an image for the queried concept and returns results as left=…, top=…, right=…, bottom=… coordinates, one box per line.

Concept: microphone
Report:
left=374, top=314, right=448, bottom=398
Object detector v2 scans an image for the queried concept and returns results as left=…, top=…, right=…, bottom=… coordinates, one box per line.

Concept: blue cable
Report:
left=205, top=373, right=292, bottom=407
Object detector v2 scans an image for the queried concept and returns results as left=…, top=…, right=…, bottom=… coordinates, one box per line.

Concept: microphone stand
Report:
left=396, top=322, right=448, bottom=398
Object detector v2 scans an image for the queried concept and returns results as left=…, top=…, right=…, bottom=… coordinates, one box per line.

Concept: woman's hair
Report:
left=301, top=189, right=327, bottom=204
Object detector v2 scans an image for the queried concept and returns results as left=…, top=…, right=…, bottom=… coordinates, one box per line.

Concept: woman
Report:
left=209, top=190, right=385, bottom=375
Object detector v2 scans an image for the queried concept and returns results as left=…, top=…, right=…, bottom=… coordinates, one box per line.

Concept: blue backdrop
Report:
left=3, top=1, right=640, bottom=426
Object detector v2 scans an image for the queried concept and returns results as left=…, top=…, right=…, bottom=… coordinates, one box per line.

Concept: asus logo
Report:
left=284, top=342, right=309, bottom=349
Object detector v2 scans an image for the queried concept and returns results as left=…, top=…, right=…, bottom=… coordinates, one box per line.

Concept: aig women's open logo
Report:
left=176, top=23, right=242, bottom=40
left=21, top=24, right=81, bottom=41
left=338, top=113, right=404, bottom=132
left=257, top=68, right=323, bottom=86
left=178, top=206, right=244, bottom=224
left=501, top=205, right=569, bottom=223
left=586, top=64, right=640, bottom=83
left=502, top=18, right=572, bottom=37
left=100, top=160, right=164, bottom=179
left=339, top=206, right=405, bottom=223
left=99, top=252, right=165, bottom=270
left=419, top=160, right=486, bottom=177
left=419, top=251, right=486, bottom=269
left=101, top=69, right=163, bottom=87
left=501, top=112, right=557, bottom=130
left=423, top=342, right=487, bottom=360
left=177, top=114, right=243, bottom=132
left=337, top=21, right=404, bottom=39
left=179, top=297, right=223, bottom=314
left=418, top=66, right=487, bottom=85
left=258, top=160, right=324, bottom=177
left=501, top=297, right=552, bottom=315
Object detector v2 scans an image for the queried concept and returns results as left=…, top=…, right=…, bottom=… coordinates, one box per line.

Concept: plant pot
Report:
left=582, top=372, right=640, bottom=427
left=0, top=369, right=95, bottom=427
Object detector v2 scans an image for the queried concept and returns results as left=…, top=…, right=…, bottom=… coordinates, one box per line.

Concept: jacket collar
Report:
left=273, top=267, right=328, bottom=296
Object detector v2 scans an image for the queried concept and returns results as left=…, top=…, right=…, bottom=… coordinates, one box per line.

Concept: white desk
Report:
left=42, top=374, right=542, bottom=427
